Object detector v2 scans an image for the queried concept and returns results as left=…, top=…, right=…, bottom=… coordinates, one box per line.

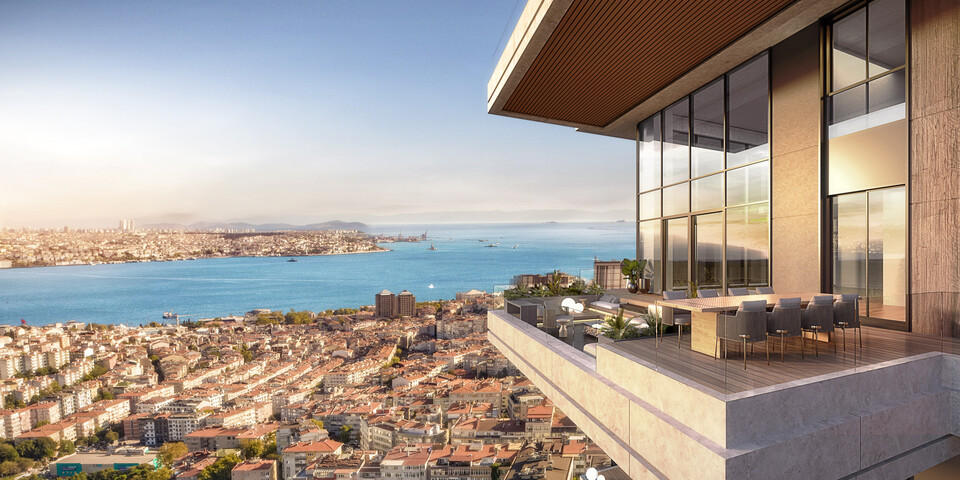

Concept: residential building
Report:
left=231, top=460, right=277, bottom=480
left=593, top=260, right=626, bottom=290
left=487, top=0, right=960, bottom=478
left=375, top=290, right=396, bottom=318
left=397, top=290, right=416, bottom=317
left=280, top=440, right=344, bottom=480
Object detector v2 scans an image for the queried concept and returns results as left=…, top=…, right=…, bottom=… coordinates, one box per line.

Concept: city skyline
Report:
left=0, top=1, right=632, bottom=228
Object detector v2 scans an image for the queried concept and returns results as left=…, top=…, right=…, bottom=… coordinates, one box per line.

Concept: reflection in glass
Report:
left=639, top=114, right=661, bottom=191
left=691, top=174, right=723, bottom=212
left=692, top=80, right=724, bottom=176
left=639, top=191, right=660, bottom=221
left=639, top=220, right=662, bottom=294
left=695, top=213, right=723, bottom=289
left=832, top=193, right=868, bottom=301
left=868, top=187, right=906, bottom=322
left=868, top=0, right=905, bottom=75
left=726, top=204, right=769, bottom=288
left=832, top=8, right=867, bottom=90
left=726, top=161, right=769, bottom=206
left=665, top=217, right=688, bottom=291
left=662, top=183, right=689, bottom=217
left=727, top=53, right=769, bottom=168
left=829, top=72, right=905, bottom=138
left=662, top=99, right=690, bottom=185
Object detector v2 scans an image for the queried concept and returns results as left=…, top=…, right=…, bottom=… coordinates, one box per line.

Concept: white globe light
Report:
left=597, top=475, right=605, bottom=480
left=585, top=468, right=598, bottom=480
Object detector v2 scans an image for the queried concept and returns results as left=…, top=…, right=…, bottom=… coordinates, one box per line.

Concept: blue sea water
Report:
left=0, top=222, right=634, bottom=326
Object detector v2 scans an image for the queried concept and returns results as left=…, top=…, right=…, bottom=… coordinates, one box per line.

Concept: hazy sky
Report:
left=0, top=1, right=632, bottom=228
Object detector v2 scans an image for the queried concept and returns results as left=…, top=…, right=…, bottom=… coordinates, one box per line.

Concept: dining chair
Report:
left=802, top=295, right=836, bottom=356
left=833, top=293, right=861, bottom=351
left=697, top=289, right=720, bottom=298
left=662, top=290, right=692, bottom=349
left=728, top=288, right=750, bottom=296
left=765, top=297, right=802, bottom=364
left=716, top=300, right=767, bottom=369
left=754, top=286, right=775, bottom=295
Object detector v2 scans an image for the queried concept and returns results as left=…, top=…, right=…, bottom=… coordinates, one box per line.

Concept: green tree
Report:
left=234, top=344, right=253, bottom=363
left=3, top=395, right=25, bottom=409
left=104, top=430, right=119, bottom=444
left=34, top=420, right=50, bottom=427
left=310, top=419, right=324, bottom=430
left=239, top=439, right=263, bottom=460
left=0, top=460, right=19, bottom=476
left=16, top=438, right=57, bottom=460
left=338, top=425, right=353, bottom=444
left=59, top=439, right=76, bottom=455
left=197, top=454, right=241, bottom=480
left=95, top=388, right=115, bottom=401
left=0, top=443, right=17, bottom=463
left=157, top=442, right=188, bottom=467
left=599, top=308, right=640, bottom=340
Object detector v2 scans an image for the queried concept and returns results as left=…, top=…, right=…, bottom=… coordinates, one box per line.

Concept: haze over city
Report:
left=0, top=1, right=632, bottom=229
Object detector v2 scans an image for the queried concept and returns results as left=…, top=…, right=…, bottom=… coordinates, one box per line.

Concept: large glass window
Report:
left=639, top=114, right=661, bottom=191
left=665, top=217, right=688, bottom=291
left=662, top=99, right=690, bottom=185
left=691, top=80, right=724, bottom=177
left=695, top=213, right=724, bottom=290
left=831, top=187, right=905, bottom=323
left=726, top=204, right=769, bottom=288
left=639, top=220, right=662, bottom=294
left=727, top=53, right=769, bottom=168
left=635, top=52, right=770, bottom=294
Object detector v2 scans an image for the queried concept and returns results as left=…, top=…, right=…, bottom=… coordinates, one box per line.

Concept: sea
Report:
left=0, top=222, right=635, bottom=326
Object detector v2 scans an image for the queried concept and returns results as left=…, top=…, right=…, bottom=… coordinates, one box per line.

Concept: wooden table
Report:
left=657, top=293, right=842, bottom=356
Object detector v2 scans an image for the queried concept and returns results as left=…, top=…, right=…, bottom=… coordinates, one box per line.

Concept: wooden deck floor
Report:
left=603, top=327, right=956, bottom=395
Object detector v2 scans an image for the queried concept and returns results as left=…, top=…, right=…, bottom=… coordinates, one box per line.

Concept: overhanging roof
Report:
left=487, top=0, right=848, bottom=140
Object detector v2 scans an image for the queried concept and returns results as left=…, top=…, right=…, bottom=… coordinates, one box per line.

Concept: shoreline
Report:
left=0, top=247, right=392, bottom=271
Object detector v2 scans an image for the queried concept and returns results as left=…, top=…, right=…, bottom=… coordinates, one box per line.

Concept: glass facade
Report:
left=827, top=0, right=907, bottom=325
left=636, top=53, right=770, bottom=293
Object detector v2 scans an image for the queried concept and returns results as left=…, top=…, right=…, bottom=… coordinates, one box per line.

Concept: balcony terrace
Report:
left=488, top=297, right=960, bottom=479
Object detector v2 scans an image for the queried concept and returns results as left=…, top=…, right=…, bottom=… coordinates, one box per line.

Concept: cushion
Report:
left=840, top=293, right=859, bottom=303
left=663, top=290, right=687, bottom=300
left=813, top=295, right=835, bottom=306
left=592, top=301, right=620, bottom=311
left=740, top=300, right=768, bottom=312
left=777, top=297, right=801, bottom=308
left=598, top=294, right=620, bottom=304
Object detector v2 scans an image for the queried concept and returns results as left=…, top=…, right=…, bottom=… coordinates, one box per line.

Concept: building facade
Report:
left=488, top=0, right=960, bottom=478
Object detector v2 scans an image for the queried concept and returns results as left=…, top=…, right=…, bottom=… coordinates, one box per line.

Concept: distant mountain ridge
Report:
left=141, top=220, right=367, bottom=231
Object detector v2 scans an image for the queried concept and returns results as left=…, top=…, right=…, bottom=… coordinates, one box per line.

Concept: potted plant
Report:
left=621, top=258, right=648, bottom=294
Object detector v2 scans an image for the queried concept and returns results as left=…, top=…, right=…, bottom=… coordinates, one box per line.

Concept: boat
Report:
left=162, top=312, right=176, bottom=319
left=478, top=239, right=487, bottom=242
left=287, top=258, right=298, bottom=262
left=428, top=243, right=437, bottom=251
left=485, top=243, right=497, bottom=248
left=428, top=284, right=435, bottom=289
left=513, top=244, right=519, bottom=249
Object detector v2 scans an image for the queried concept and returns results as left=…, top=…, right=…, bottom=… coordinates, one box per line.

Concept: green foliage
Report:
left=84, top=464, right=171, bottom=480
left=95, top=388, right=115, bottom=401
left=491, top=462, right=501, bottom=480
left=104, top=430, right=119, bottom=444
left=255, top=314, right=279, bottom=326
left=197, top=454, right=241, bottom=480
left=310, top=419, right=324, bottom=430
left=3, top=395, right=25, bottom=410
left=600, top=308, right=641, bottom=340
left=283, top=310, right=313, bottom=325
left=59, top=439, right=76, bottom=455
left=620, top=258, right=648, bottom=284
left=158, top=442, right=188, bottom=468
left=81, top=365, right=109, bottom=382
left=337, top=425, right=353, bottom=444
left=262, top=439, right=277, bottom=459
left=0, top=443, right=18, bottom=462
left=234, top=344, right=253, bottom=363
left=239, top=439, right=263, bottom=460
left=586, top=282, right=605, bottom=296
left=34, top=421, right=50, bottom=428
left=15, top=438, right=57, bottom=460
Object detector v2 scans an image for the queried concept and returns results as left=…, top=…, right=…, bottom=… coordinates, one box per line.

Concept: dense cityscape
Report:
left=0, top=230, right=386, bottom=269
left=0, top=289, right=611, bottom=480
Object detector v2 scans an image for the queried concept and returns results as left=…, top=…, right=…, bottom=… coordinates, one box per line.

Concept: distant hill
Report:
left=141, top=220, right=367, bottom=232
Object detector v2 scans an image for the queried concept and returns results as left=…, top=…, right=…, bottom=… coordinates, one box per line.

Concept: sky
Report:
left=0, top=1, right=633, bottom=228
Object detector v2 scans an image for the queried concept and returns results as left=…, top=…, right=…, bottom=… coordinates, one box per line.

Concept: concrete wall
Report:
left=909, top=0, right=960, bottom=336
left=770, top=24, right=822, bottom=295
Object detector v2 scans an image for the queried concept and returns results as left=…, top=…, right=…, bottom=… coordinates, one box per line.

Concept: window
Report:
left=635, top=52, right=769, bottom=294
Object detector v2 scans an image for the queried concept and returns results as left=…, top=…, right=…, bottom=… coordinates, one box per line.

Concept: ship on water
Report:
left=428, top=243, right=437, bottom=250
left=287, top=258, right=298, bottom=262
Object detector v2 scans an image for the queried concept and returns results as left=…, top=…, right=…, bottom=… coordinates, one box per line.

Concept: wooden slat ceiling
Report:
left=502, top=0, right=796, bottom=128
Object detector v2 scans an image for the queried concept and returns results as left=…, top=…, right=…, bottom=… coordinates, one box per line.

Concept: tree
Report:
left=95, top=388, right=115, bottom=401
left=599, top=308, right=640, bottom=340
left=234, top=344, right=253, bottom=363
left=0, top=443, right=18, bottom=462
left=104, top=430, right=119, bottom=444
left=59, top=439, right=76, bottom=455
left=158, top=442, right=188, bottom=467
left=239, top=439, right=263, bottom=460
left=338, top=425, right=353, bottom=444
left=16, top=438, right=57, bottom=460
left=310, top=419, right=324, bottom=430
left=197, top=454, right=240, bottom=480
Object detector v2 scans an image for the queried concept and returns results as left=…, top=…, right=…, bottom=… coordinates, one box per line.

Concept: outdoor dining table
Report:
left=656, top=293, right=843, bottom=356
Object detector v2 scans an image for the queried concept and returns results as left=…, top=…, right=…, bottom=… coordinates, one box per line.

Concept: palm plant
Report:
left=600, top=308, right=640, bottom=340
left=639, top=308, right=661, bottom=336
left=586, top=282, right=605, bottom=296
left=546, top=270, right=565, bottom=296
left=566, top=278, right=586, bottom=295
